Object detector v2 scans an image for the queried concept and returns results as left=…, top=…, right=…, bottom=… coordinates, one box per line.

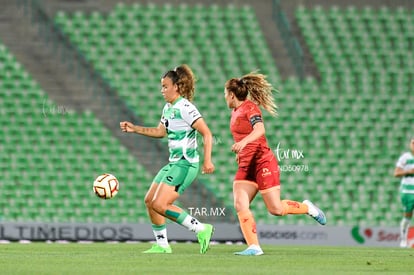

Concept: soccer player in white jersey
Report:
left=394, top=137, right=414, bottom=248
left=120, top=64, right=215, bottom=254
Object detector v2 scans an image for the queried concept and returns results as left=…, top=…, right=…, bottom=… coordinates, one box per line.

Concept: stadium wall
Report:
left=1, top=222, right=411, bottom=248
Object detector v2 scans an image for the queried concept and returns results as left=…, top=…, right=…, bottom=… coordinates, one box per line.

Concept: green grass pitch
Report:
left=1, top=242, right=414, bottom=275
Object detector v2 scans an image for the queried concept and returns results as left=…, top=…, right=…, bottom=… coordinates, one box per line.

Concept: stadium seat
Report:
left=293, top=5, right=414, bottom=226
left=0, top=40, right=153, bottom=223
left=4, top=3, right=412, bottom=226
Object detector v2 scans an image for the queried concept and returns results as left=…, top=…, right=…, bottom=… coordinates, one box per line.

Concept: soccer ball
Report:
left=93, top=173, right=119, bottom=199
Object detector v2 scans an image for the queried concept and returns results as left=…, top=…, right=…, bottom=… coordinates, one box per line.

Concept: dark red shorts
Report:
left=234, top=150, right=280, bottom=191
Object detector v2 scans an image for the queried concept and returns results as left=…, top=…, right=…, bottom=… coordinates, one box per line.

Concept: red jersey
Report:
left=230, top=100, right=266, bottom=143
left=230, top=100, right=280, bottom=190
left=230, top=100, right=273, bottom=166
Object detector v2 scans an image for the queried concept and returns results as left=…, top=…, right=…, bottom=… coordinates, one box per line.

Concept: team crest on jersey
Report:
left=234, top=117, right=240, bottom=125
left=169, top=111, right=175, bottom=119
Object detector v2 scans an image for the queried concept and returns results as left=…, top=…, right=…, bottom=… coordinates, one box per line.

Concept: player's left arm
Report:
left=192, top=118, right=215, bottom=174
left=231, top=122, right=265, bottom=153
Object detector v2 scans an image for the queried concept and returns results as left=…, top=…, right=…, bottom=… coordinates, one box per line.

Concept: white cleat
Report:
left=303, top=200, right=327, bottom=225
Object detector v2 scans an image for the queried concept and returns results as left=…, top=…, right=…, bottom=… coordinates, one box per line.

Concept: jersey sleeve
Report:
left=396, top=153, right=407, bottom=168
left=246, top=103, right=263, bottom=126
left=182, top=102, right=202, bottom=126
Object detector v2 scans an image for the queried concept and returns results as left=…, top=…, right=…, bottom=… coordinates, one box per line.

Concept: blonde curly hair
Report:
left=225, top=72, right=278, bottom=116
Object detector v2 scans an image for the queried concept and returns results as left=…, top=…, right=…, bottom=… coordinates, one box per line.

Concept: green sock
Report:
left=176, top=212, right=188, bottom=224
left=165, top=209, right=181, bottom=220
left=151, top=224, right=166, bottom=231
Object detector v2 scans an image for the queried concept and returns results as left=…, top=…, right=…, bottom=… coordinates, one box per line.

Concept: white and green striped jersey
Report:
left=160, top=97, right=202, bottom=163
left=396, top=152, right=414, bottom=194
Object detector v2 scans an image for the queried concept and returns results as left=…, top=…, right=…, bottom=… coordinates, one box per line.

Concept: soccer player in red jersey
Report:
left=224, top=73, right=326, bottom=256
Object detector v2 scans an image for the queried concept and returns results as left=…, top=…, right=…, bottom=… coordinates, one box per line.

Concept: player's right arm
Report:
left=120, top=121, right=166, bottom=138
left=394, top=154, right=414, bottom=177
left=394, top=167, right=414, bottom=177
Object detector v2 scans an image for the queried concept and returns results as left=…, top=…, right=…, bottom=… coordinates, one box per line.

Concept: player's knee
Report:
left=151, top=200, right=166, bottom=214
left=234, top=200, right=249, bottom=213
left=144, top=197, right=153, bottom=209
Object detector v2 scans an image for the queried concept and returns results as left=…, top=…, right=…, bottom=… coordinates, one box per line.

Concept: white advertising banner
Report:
left=0, top=222, right=410, bottom=247
left=0, top=222, right=242, bottom=242
left=257, top=225, right=406, bottom=247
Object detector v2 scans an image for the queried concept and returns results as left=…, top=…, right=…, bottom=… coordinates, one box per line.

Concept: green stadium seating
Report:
left=294, top=5, right=414, bottom=226
left=0, top=40, right=154, bottom=223
left=53, top=3, right=288, bottom=224
left=4, top=3, right=414, bottom=226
